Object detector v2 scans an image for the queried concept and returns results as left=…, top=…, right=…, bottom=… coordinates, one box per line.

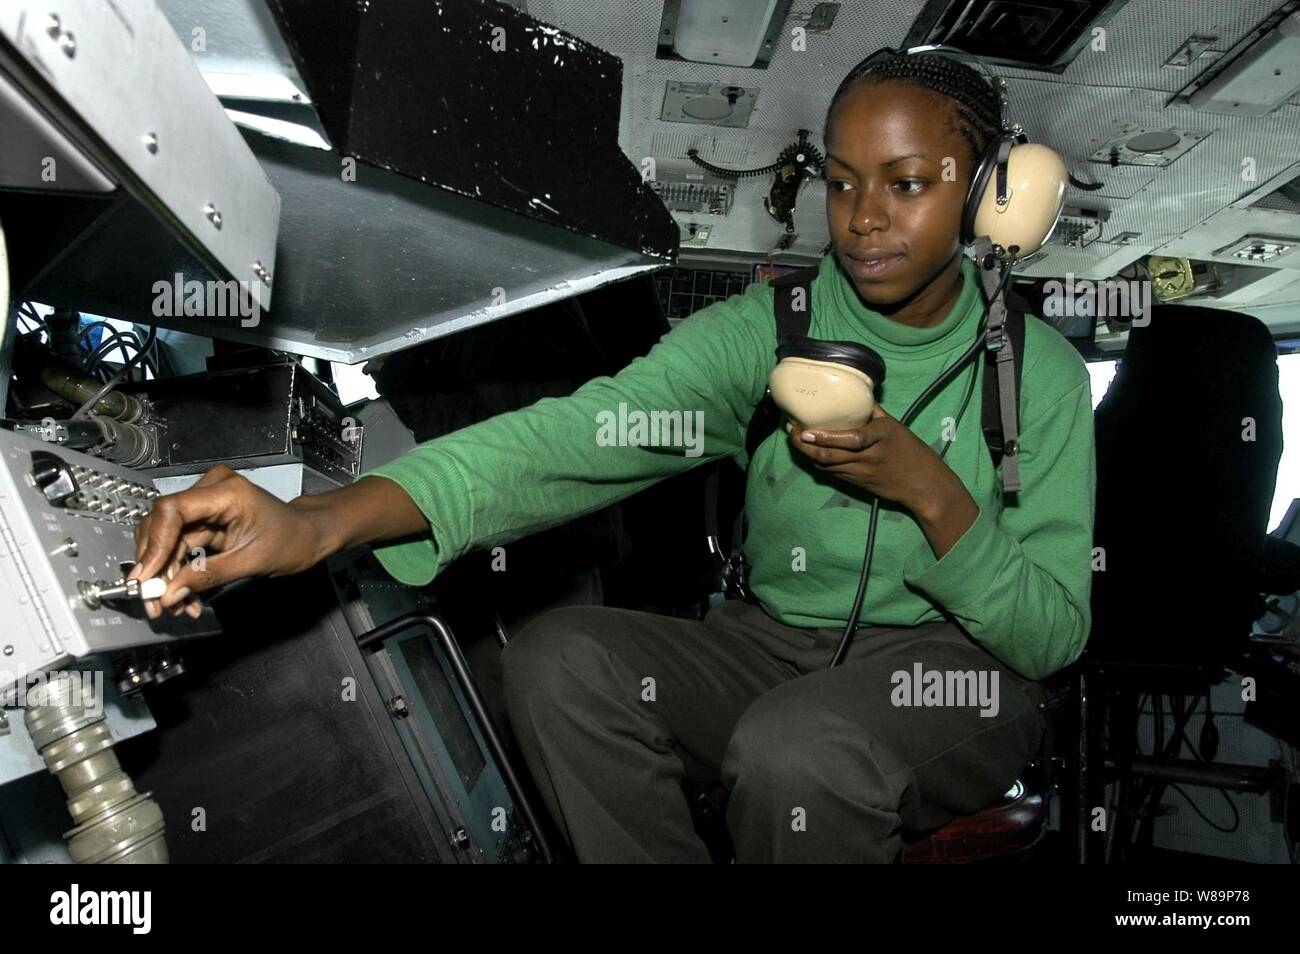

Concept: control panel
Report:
left=0, top=429, right=219, bottom=689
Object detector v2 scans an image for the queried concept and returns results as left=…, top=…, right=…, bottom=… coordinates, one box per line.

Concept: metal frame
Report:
left=0, top=1, right=280, bottom=308
left=356, top=612, right=556, bottom=864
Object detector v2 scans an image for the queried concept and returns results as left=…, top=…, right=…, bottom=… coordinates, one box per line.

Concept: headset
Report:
left=915, top=43, right=1069, bottom=259
left=764, top=44, right=1068, bottom=667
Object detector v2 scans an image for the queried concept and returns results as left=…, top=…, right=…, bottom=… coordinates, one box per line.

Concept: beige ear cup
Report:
left=971, top=142, right=1068, bottom=259
left=769, top=357, right=878, bottom=430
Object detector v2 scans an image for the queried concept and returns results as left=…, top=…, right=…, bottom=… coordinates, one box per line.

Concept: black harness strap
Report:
left=744, top=266, right=820, bottom=462
left=981, top=287, right=1028, bottom=477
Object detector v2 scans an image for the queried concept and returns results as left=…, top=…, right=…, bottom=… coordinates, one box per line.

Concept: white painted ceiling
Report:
left=157, top=0, right=1300, bottom=328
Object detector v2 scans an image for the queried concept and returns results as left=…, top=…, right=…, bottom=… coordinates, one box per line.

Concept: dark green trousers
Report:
left=501, top=597, right=1047, bottom=863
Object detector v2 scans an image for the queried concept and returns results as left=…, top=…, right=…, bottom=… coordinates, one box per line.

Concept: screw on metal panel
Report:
left=451, top=828, right=470, bottom=848
left=204, top=204, right=222, bottom=229
left=143, top=132, right=159, bottom=154
left=3, top=646, right=12, bottom=656
left=45, top=15, right=75, bottom=58
left=252, top=261, right=272, bottom=286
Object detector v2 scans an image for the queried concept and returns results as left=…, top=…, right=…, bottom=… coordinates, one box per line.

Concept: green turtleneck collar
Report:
left=820, top=251, right=984, bottom=358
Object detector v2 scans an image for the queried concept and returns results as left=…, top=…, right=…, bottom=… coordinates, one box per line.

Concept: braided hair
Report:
left=823, top=50, right=1003, bottom=170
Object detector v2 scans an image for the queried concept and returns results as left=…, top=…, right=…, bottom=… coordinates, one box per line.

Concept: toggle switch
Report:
left=78, top=576, right=167, bottom=609
left=50, top=538, right=78, bottom=558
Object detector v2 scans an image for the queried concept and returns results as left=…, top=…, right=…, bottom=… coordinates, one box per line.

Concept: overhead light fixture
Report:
left=1177, top=10, right=1300, bottom=116
left=657, top=0, right=792, bottom=69
left=660, top=81, right=758, bottom=127
left=1087, top=125, right=1208, bottom=168
left=1212, top=235, right=1298, bottom=264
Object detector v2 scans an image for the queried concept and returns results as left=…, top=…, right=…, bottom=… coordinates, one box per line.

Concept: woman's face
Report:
left=824, top=80, right=973, bottom=327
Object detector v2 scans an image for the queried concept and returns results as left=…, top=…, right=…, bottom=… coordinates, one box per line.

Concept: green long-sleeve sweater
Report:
left=359, top=252, right=1096, bottom=680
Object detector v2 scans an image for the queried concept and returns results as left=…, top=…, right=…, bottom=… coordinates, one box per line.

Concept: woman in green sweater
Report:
left=130, top=49, right=1094, bottom=863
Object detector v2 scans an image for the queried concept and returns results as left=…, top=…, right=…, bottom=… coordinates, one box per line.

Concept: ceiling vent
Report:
left=1248, top=168, right=1300, bottom=216
left=903, top=0, right=1132, bottom=72
left=1230, top=161, right=1300, bottom=221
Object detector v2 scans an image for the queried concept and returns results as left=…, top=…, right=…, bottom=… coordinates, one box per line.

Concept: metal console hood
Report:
left=19, top=0, right=679, bottom=364
left=227, top=122, right=676, bottom=364
left=238, top=0, right=681, bottom=363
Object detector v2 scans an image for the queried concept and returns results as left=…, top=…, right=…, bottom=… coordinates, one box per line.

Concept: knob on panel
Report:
left=29, top=451, right=80, bottom=504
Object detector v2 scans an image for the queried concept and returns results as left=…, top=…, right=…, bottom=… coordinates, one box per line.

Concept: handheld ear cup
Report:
left=961, top=137, right=1068, bottom=258
left=776, top=335, right=887, bottom=383
left=769, top=335, right=887, bottom=430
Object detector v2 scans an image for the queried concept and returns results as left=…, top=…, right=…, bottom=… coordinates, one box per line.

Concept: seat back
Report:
left=1090, top=305, right=1283, bottom=666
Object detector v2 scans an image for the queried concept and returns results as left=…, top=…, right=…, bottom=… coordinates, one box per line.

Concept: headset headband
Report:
left=856, top=44, right=1016, bottom=138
